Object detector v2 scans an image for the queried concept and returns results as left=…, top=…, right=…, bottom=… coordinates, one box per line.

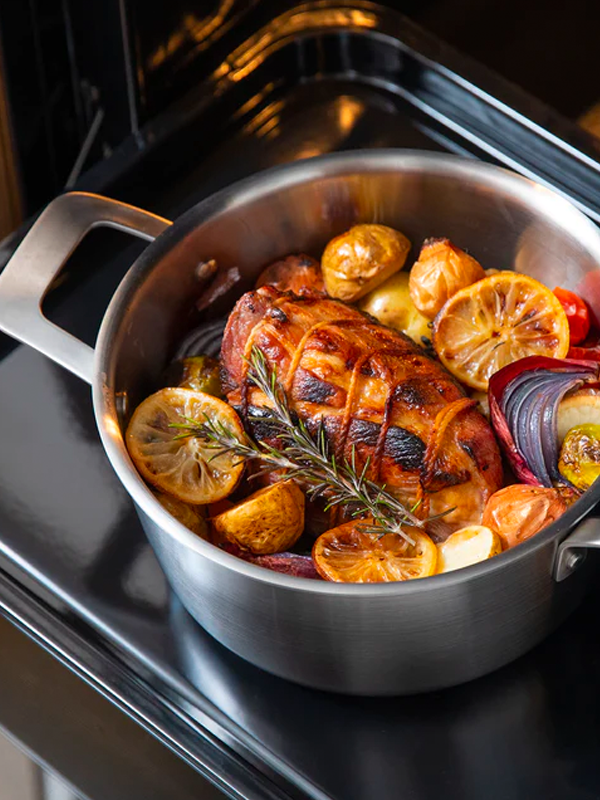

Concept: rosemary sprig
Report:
left=172, top=347, right=428, bottom=544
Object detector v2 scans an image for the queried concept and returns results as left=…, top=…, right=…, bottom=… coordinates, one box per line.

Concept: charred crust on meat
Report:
left=460, top=441, right=475, bottom=462
left=383, top=425, right=426, bottom=470
left=347, top=418, right=379, bottom=448
left=347, top=419, right=425, bottom=471
left=421, top=463, right=470, bottom=492
left=426, top=469, right=468, bottom=489
left=360, top=362, right=376, bottom=377
left=245, top=405, right=291, bottom=441
left=295, top=372, right=337, bottom=404
left=392, top=380, right=433, bottom=408
left=266, top=306, right=288, bottom=323
left=310, top=329, right=341, bottom=354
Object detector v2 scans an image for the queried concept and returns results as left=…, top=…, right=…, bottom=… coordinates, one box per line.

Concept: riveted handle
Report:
left=554, top=516, right=600, bottom=581
left=0, top=192, right=171, bottom=384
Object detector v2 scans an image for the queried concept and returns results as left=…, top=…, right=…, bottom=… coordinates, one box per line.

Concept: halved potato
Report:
left=211, top=480, right=305, bottom=554
left=437, top=525, right=501, bottom=573
left=359, top=271, right=431, bottom=346
left=557, top=390, right=600, bottom=443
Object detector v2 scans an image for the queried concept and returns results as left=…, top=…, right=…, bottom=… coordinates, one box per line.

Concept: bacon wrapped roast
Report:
left=221, top=286, right=502, bottom=532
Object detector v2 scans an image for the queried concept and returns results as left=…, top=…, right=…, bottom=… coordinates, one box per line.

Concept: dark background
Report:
left=2, top=0, right=600, bottom=218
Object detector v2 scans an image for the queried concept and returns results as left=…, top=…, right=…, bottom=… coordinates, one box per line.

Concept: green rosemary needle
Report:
left=171, top=347, right=427, bottom=544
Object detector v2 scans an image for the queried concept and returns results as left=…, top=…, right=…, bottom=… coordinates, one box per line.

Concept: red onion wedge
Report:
left=221, top=543, right=321, bottom=579
left=488, top=356, right=600, bottom=488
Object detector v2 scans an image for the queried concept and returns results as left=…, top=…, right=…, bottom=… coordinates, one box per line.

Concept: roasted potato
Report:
left=322, top=224, right=411, bottom=302
left=558, top=391, right=600, bottom=443
left=359, top=271, right=431, bottom=346
left=437, top=525, right=501, bottom=573
left=154, top=492, right=209, bottom=540
left=470, top=390, right=490, bottom=420
left=409, top=238, right=485, bottom=319
left=211, top=480, right=305, bottom=554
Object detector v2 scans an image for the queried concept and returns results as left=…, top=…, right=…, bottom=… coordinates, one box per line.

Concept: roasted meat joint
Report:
left=221, top=285, right=502, bottom=532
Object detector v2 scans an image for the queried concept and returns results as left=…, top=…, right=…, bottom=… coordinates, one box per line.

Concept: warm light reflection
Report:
left=293, top=96, right=365, bottom=160
left=103, top=415, right=122, bottom=440
left=147, top=0, right=237, bottom=71
left=233, top=82, right=276, bottom=119
left=293, top=146, right=323, bottom=159
left=243, top=99, right=284, bottom=136
left=221, top=8, right=378, bottom=84
left=337, top=95, right=363, bottom=133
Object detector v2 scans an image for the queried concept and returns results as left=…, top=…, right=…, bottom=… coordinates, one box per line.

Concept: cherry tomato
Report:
left=553, top=287, right=590, bottom=345
left=568, top=342, right=600, bottom=362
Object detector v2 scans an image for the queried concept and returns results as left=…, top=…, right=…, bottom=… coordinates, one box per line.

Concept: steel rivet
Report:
left=565, top=551, right=583, bottom=571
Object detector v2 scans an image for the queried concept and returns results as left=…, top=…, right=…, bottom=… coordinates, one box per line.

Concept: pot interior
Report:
left=98, top=151, right=600, bottom=443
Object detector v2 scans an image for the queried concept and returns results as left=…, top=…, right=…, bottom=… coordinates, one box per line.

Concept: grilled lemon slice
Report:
left=126, top=387, right=244, bottom=504
left=312, top=520, right=437, bottom=583
left=433, top=272, right=570, bottom=390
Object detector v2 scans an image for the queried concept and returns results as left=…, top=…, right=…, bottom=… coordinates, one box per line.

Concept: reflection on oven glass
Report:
left=0, top=729, right=83, bottom=800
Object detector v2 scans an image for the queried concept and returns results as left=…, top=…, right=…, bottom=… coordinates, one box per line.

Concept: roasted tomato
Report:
left=321, top=224, right=410, bottom=302
left=408, top=238, right=485, bottom=320
left=481, top=485, right=568, bottom=549
left=568, top=342, right=600, bottom=361
left=553, top=287, right=590, bottom=345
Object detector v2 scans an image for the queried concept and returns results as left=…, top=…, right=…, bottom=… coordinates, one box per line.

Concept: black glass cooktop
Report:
left=3, top=5, right=600, bottom=799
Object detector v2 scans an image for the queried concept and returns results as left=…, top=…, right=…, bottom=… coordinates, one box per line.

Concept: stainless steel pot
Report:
left=2, top=151, right=600, bottom=696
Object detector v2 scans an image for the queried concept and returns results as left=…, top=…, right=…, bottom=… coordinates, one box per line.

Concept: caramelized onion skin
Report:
left=481, top=484, right=568, bottom=549
left=409, top=238, right=485, bottom=320
left=489, top=356, right=600, bottom=487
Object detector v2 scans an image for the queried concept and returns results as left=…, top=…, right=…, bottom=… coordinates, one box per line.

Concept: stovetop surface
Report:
left=3, top=6, right=600, bottom=799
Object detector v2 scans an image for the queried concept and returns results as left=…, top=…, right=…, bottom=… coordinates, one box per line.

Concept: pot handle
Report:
left=0, top=192, right=171, bottom=384
left=554, top=516, right=600, bottom=581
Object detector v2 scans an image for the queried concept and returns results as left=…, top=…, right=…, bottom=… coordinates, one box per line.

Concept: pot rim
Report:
left=93, top=148, right=600, bottom=595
